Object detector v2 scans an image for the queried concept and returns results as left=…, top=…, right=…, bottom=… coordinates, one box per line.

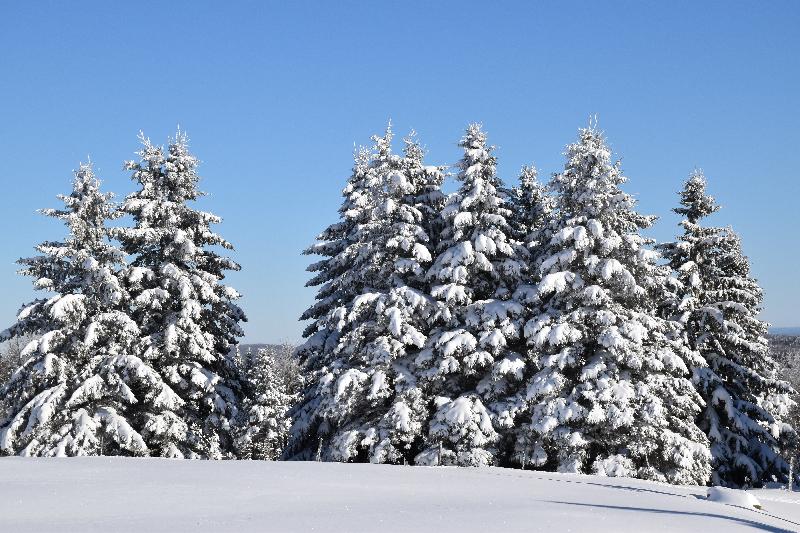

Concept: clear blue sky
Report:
left=1, top=2, right=798, bottom=343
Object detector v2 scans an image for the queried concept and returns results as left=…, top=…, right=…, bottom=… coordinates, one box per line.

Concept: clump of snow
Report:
left=707, top=486, right=763, bottom=510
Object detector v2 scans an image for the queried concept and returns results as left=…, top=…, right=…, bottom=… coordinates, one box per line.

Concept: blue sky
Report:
left=0, top=2, right=798, bottom=342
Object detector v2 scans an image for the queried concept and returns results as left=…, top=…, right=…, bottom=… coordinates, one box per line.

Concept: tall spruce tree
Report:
left=402, top=132, right=447, bottom=255
left=290, top=126, right=443, bottom=463
left=659, top=171, right=794, bottom=487
left=113, top=132, right=246, bottom=459
left=0, top=163, right=176, bottom=456
left=416, top=124, right=525, bottom=467
left=518, top=125, right=711, bottom=484
left=501, top=165, right=554, bottom=466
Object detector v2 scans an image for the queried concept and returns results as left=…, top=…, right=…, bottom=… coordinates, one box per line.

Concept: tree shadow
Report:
left=546, top=501, right=796, bottom=533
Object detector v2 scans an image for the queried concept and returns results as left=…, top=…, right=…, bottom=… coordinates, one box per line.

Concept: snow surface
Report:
left=1, top=459, right=800, bottom=532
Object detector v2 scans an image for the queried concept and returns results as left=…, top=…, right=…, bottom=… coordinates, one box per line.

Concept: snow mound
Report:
left=707, top=486, right=763, bottom=509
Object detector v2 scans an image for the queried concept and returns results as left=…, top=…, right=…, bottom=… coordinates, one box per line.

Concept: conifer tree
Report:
left=290, top=126, right=443, bottom=464
left=113, top=132, right=246, bottom=459
left=402, top=132, right=447, bottom=255
left=267, top=342, right=303, bottom=399
left=416, top=124, right=525, bottom=467
left=0, top=164, right=177, bottom=456
left=659, top=172, right=794, bottom=486
left=508, top=165, right=552, bottom=255
left=518, top=125, right=711, bottom=484
left=500, top=165, right=555, bottom=465
left=235, top=347, right=295, bottom=460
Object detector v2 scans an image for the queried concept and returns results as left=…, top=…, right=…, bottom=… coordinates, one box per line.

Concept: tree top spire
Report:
left=674, top=169, right=720, bottom=223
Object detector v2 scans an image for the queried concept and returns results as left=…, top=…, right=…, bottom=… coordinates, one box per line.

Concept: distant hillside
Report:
left=230, top=343, right=297, bottom=356
left=770, top=327, right=800, bottom=335
left=769, top=334, right=800, bottom=429
left=770, top=334, right=800, bottom=389
left=237, top=343, right=280, bottom=354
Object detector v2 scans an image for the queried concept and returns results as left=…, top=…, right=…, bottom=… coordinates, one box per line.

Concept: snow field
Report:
left=1, top=458, right=800, bottom=532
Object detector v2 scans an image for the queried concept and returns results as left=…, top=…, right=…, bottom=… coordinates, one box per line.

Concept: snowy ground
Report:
left=1, top=458, right=800, bottom=532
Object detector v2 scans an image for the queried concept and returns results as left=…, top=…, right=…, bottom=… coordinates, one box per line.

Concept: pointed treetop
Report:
left=551, top=123, right=651, bottom=227
left=123, top=130, right=205, bottom=204
left=73, top=161, right=99, bottom=187
left=566, top=122, right=613, bottom=172
left=518, top=165, right=539, bottom=189
left=403, top=129, right=424, bottom=161
left=351, top=144, right=372, bottom=169
left=371, top=121, right=394, bottom=158
left=456, top=123, right=498, bottom=188
left=168, top=127, right=192, bottom=154
left=49, top=162, right=103, bottom=212
left=36, top=162, right=120, bottom=259
left=460, top=123, right=488, bottom=151
left=674, top=170, right=720, bottom=224
left=68, top=163, right=113, bottom=206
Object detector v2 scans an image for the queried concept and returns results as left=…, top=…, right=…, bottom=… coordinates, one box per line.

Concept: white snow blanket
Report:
left=1, top=458, right=799, bottom=532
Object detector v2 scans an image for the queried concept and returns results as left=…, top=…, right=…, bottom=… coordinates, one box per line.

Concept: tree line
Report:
left=291, top=121, right=795, bottom=488
left=1, top=133, right=249, bottom=459
left=0, top=122, right=793, bottom=488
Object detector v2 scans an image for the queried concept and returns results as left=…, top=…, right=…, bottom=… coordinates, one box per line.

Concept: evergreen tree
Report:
left=659, top=171, right=795, bottom=486
left=416, top=124, right=525, bottom=467
left=518, top=125, right=711, bottom=484
left=507, top=165, right=552, bottom=254
left=113, top=132, right=246, bottom=459
left=501, top=165, right=555, bottom=466
left=0, top=163, right=176, bottom=456
left=266, top=342, right=303, bottom=399
left=402, top=132, right=447, bottom=255
left=290, top=126, right=443, bottom=464
left=236, top=347, right=295, bottom=460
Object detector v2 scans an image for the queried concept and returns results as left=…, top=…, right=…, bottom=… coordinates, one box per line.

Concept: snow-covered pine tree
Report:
left=501, top=165, right=555, bottom=466
left=0, top=163, right=177, bottom=457
left=235, top=347, right=295, bottom=460
left=264, top=342, right=303, bottom=399
left=517, top=124, right=711, bottom=484
left=402, top=131, right=447, bottom=257
left=659, top=171, right=795, bottom=487
left=290, top=125, right=442, bottom=464
left=507, top=165, right=552, bottom=255
left=113, top=131, right=246, bottom=459
left=416, top=124, right=525, bottom=467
